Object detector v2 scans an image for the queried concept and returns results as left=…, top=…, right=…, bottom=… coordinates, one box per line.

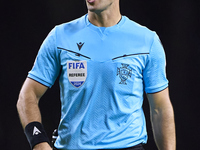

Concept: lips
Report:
left=87, top=0, right=95, bottom=3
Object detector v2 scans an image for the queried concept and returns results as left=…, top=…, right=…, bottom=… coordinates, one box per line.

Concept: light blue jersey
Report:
left=28, top=14, right=168, bottom=149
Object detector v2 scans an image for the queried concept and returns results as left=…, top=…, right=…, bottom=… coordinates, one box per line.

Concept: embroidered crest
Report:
left=117, top=63, right=132, bottom=85
left=67, top=60, right=87, bottom=88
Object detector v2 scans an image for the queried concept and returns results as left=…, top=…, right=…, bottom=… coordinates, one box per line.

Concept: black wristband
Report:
left=24, top=122, right=50, bottom=149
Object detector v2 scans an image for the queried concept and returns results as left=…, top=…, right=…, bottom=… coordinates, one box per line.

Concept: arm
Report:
left=17, top=78, right=51, bottom=150
left=147, top=87, right=176, bottom=150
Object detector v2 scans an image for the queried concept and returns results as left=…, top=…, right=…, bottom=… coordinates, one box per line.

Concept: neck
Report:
left=88, top=2, right=121, bottom=27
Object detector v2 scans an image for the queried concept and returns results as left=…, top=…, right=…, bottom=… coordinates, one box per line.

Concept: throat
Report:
left=88, top=14, right=122, bottom=27
left=88, top=5, right=121, bottom=27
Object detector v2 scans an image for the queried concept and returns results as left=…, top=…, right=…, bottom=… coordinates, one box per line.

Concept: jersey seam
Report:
left=145, top=32, right=156, bottom=68
left=149, top=32, right=156, bottom=55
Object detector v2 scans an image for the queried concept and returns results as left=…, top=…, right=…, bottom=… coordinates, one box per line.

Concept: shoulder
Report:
left=122, top=16, right=156, bottom=42
left=123, top=16, right=155, bottom=34
left=120, top=16, right=157, bottom=52
left=55, top=15, right=87, bottom=34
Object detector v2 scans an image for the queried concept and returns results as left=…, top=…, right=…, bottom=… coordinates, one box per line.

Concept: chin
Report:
left=87, top=6, right=103, bottom=13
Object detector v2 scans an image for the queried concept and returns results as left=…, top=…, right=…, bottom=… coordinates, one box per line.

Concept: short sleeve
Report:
left=143, top=34, right=168, bottom=93
left=28, top=27, right=61, bottom=88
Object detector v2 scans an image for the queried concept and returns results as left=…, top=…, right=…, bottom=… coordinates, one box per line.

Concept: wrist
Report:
left=33, top=142, right=51, bottom=150
left=24, top=122, right=50, bottom=149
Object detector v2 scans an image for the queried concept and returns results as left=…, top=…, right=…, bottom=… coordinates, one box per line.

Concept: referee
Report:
left=17, top=0, right=176, bottom=150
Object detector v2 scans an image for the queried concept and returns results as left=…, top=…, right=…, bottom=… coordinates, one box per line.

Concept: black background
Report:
left=1, top=0, right=200, bottom=149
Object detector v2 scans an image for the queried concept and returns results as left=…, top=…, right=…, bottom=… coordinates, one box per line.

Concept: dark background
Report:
left=1, top=0, right=200, bottom=149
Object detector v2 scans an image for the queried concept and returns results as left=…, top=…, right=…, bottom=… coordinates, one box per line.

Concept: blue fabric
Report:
left=28, top=14, right=168, bottom=149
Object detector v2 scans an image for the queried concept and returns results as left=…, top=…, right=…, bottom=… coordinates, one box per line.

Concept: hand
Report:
left=33, top=142, right=52, bottom=150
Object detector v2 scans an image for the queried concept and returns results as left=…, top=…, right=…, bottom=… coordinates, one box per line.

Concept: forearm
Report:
left=17, top=78, right=51, bottom=149
left=17, top=78, right=48, bottom=128
left=17, top=92, right=51, bottom=150
left=151, top=105, right=176, bottom=150
left=17, top=95, right=42, bottom=128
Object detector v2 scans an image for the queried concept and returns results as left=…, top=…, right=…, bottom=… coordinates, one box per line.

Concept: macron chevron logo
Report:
left=77, top=42, right=84, bottom=51
left=33, top=126, right=41, bottom=136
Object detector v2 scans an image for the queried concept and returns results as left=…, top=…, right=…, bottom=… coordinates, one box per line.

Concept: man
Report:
left=17, top=0, right=176, bottom=150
